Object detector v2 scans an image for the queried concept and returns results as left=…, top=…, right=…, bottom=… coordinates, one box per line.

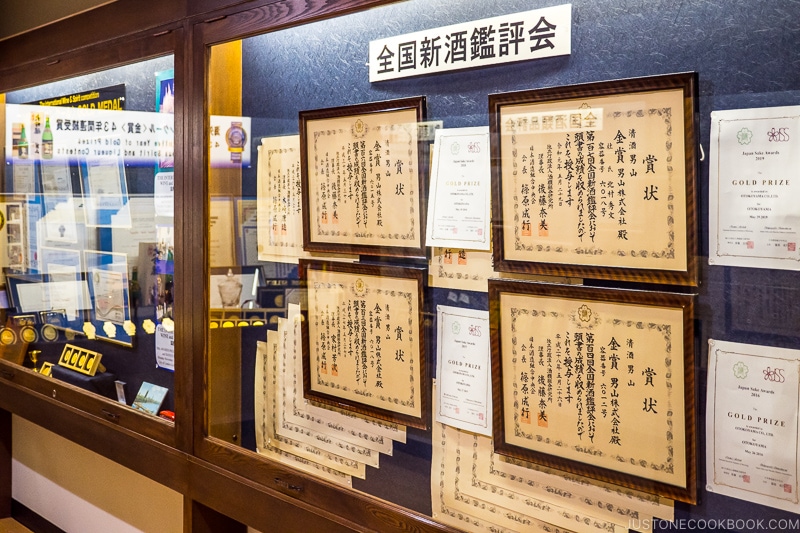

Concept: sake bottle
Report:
left=42, top=116, right=53, bottom=159
left=18, top=125, right=28, bottom=158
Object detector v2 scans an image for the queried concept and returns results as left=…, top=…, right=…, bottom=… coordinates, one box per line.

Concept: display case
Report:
left=197, top=1, right=694, bottom=531
left=0, top=1, right=799, bottom=532
left=0, top=28, right=184, bottom=446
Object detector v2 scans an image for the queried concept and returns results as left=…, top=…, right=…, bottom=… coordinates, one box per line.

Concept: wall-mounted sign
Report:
left=5, top=103, right=173, bottom=165
left=26, top=84, right=126, bottom=111
left=369, top=4, right=571, bottom=82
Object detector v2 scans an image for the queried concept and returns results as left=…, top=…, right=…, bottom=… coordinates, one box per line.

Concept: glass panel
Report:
left=205, top=0, right=800, bottom=530
left=2, top=55, right=176, bottom=421
left=205, top=5, right=487, bottom=519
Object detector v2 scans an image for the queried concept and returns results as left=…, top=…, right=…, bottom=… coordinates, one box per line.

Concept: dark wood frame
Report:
left=298, top=258, right=430, bottom=429
left=299, top=96, right=428, bottom=258
left=488, top=278, right=697, bottom=503
left=489, top=72, right=699, bottom=286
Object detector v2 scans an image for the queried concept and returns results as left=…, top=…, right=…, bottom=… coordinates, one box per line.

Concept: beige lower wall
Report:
left=11, top=415, right=182, bottom=533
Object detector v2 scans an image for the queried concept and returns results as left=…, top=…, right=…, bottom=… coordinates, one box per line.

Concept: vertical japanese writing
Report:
left=555, top=333, right=563, bottom=407
left=546, top=337, right=553, bottom=405
left=361, top=299, right=368, bottom=386
left=563, top=331, right=572, bottom=404
left=627, top=338, right=635, bottom=386
left=574, top=132, right=585, bottom=241
left=586, top=132, right=597, bottom=242
left=615, top=130, right=628, bottom=240
left=585, top=332, right=595, bottom=442
left=361, top=140, right=368, bottom=228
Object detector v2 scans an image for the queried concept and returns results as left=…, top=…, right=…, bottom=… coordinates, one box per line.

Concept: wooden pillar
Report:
left=206, top=40, right=243, bottom=445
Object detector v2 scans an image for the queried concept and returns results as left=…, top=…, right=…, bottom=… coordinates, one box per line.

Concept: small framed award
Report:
left=300, top=259, right=429, bottom=429
left=300, top=96, right=427, bottom=258
left=490, top=72, right=698, bottom=285
left=489, top=279, right=696, bottom=503
left=84, top=250, right=133, bottom=347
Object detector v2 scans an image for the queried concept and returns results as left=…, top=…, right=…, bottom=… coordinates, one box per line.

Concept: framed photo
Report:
left=488, top=279, right=696, bottom=502
left=300, top=259, right=429, bottom=429
left=490, top=72, right=698, bottom=285
left=300, top=96, right=427, bottom=258
left=132, top=381, right=169, bottom=415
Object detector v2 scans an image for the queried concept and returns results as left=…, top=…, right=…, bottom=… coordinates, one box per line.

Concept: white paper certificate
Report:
left=86, top=156, right=124, bottom=209
left=426, top=127, right=491, bottom=250
left=209, top=197, right=235, bottom=267
left=435, top=305, right=491, bottom=435
left=707, top=339, right=800, bottom=512
left=709, top=106, right=800, bottom=269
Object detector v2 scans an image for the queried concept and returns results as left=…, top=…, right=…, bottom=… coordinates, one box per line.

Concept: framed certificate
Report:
left=300, top=259, right=429, bottom=429
left=300, top=97, right=427, bottom=258
left=489, top=279, right=696, bottom=503
left=490, top=73, right=698, bottom=285
left=84, top=250, right=134, bottom=347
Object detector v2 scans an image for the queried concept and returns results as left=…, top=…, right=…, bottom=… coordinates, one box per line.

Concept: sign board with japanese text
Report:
left=368, top=4, right=571, bottom=82
left=5, top=103, right=173, bottom=165
left=490, top=72, right=699, bottom=286
left=489, top=279, right=696, bottom=503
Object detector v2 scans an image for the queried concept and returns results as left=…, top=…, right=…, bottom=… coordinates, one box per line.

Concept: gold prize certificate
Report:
left=425, top=126, right=491, bottom=250
left=301, top=260, right=428, bottom=429
left=435, top=305, right=492, bottom=436
left=709, top=106, right=800, bottom=270
left=300, top=97, right=426, bottom=257
left=490, top=73, right=697, bottom=285
left=489, top=280, right=696, bottom=502
left=707, top=339, right=800, bottom=512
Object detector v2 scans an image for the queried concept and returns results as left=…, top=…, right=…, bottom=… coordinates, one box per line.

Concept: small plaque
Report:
left=57, top=343, right=104, bottom=376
